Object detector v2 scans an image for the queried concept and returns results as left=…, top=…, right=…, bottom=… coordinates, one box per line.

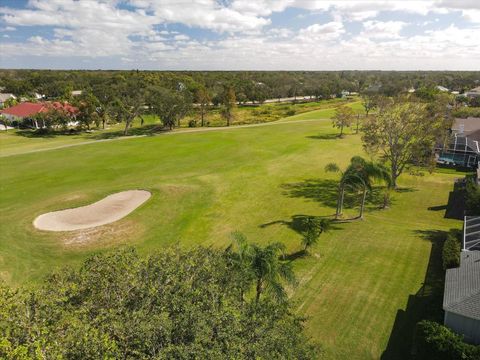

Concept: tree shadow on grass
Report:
left=260, top=214, right=344, bottom=261
left=14, top=129, right=60, bottom=138
left=306, top=133, right=339, bottom=140
left=281, top=178, right=392, bottom=211
left=91, top=124, right=167, bottom=139
left=427, top=180, right=466, bottom=220
left=381, top=229, right=455, bottom=360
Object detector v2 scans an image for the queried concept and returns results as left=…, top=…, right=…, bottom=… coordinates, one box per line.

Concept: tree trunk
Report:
left=102, top=118, right=106, bottom=129
left=382, top=191, right=390, bottom=209
left=340, top=122, right=344, bottom=137
left=356, top=114, right=360, bottom=134
left=359, top=187, right=367, bottom=219
left=255, top=279, right=262, bottom=305
left=123, top=120, right=130, bottom=136
left=201, top=107, right=205, bottom=127
left=336, top=185, right=345, bottom=219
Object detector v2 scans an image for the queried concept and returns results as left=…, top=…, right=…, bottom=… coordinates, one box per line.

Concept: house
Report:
left=71, top=90, right=83, bottom=96
left=0, top=101, right=77, bottom=128
left=436, top=85, right=449, bottom=92
left=0, top=93, right=17, bottom=108
left=436, top=118, right=480, bottom=168
left=443, top=247, right=480, bottom=345
left=466, top=86, right=480, bottom=98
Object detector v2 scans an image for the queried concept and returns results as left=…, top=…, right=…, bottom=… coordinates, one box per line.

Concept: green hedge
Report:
left=442, top=232, right=461, bottom=270
left=415, top=320, right=480, bottom=360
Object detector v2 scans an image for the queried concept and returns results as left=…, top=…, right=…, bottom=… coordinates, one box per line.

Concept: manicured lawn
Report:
left=0, top=109, right=460, bottom=359
left=0, top=99, right=359, bottom=157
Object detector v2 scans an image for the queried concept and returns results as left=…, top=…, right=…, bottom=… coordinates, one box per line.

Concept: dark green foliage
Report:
left=415, top=320, right=480, bottom=360
left=452, top=107, right=480, bottom=119
left=442, top=233, right=461, bottom=270
left=0, top=247, right=317, bottom=359
left=466, top=180, right=480, bottom=216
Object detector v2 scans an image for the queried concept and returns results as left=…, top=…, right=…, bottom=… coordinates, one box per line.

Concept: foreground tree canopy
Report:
left=0, top=247, right=317, bottom=359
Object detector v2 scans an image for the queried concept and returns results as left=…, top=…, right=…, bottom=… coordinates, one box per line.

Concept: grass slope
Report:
left=0, top=110, right=460, bottom=359
left=0, top=99, right=360, bottom=157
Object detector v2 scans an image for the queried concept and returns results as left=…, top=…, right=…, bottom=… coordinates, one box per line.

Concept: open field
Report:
left=0, top=99, right=360, bottom=157
left=0, top=108, right=462, bottom=359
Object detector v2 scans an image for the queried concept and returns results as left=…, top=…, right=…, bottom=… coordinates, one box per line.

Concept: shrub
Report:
left=415, top=320, right=480, bottom=360
left=466, top=180, right=480, bottom=216
left=188, top=119, right=197, bottom=127
left=442, top=232, right=461, bottom=270
left=285, top=108, right=296, bottom=116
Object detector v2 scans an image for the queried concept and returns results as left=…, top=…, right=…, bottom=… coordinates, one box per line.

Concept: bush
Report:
left=0, top=247, right=318, bottom=359
left=466, top=180, right=480, bottom=216
left=188, top=119, right=197, bottom=127
left=415, top=320, right=480, bottom=360
left=442, top=232, right=461, bottom=270
left=453, top=107, right=480, bottom=118
left=285, top=108, right=296, bottom=116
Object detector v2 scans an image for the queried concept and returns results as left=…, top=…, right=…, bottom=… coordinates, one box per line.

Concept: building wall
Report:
left=444, top=311, right=480, bottom=344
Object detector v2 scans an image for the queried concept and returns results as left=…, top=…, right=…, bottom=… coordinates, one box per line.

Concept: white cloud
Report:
left=362, top=20, right=408, bottom=39
left=298, top=21, right=345, bottom=41
left=0, top=0, right=479, bottom=70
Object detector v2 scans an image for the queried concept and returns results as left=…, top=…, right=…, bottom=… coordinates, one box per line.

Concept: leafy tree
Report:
left=73, top=91, right=100, bottom=130
left=301, top=218, right=331, bottom=252
left=0, top=247, right=317, bottom=359
left=148, top=86, right=191, bottom=130
left=221, top=86, right=236, bottom=126
left=332, top=105, right=354, bottom=137
left=361, top=94, right=377, bottom=117
left=362, top=97, right=444, bottom=188
left=228, top=233, right=297, bottom=304
left=196, top=86, right=211, bottom=127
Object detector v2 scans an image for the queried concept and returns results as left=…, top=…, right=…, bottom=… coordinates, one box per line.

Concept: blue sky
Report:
left=0, top=0, right=479, bottom=70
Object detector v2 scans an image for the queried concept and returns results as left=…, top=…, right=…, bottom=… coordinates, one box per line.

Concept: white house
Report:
left=0, top=93, right=16, bottom=108
left=466, top=86, right=480, bottom=98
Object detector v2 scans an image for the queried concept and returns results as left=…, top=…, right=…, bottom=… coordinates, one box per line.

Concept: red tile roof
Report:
left=0, top=101, right=78, bottom=118
left=0, top=102, right=45, bottom=118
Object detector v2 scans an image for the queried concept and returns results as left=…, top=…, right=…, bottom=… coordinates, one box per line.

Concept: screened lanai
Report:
left=464, top=216, right=480, bottom=251
left=437, top=133, right=480, bottom=168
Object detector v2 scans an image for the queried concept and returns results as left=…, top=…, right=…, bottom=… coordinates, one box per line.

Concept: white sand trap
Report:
left=33, top=190, right=151, bottom=231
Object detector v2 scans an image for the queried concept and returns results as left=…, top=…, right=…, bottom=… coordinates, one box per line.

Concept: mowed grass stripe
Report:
left=0, top=112, right=460, bottom=359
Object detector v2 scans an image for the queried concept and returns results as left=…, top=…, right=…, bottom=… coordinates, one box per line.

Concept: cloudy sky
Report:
left=0, top=0, right=479, bottom=70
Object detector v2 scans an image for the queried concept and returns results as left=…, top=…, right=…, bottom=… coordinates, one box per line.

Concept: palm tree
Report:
left=325, top=161, right=365, bottom=219
left=228, top=232, right=297, bottom=305
left=326, top=157, right=391, bottom=220
left=301, top=218, right=331, bottom=253
left=347, top=157, right=392, bottom=219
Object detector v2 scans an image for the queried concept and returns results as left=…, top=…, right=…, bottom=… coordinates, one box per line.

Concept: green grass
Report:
left=0, top=98, right=360, bottom=157
left=0, top=109, right=460, bottom=359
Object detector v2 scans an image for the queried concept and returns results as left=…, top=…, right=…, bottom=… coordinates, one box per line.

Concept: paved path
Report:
left=1, top=118, right=328, bottom=158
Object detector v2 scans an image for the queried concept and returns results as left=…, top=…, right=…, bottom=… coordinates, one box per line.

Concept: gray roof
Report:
left=443, top=251, right=480, bottom=320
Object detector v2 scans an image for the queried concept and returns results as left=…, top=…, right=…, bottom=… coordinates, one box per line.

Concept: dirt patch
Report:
left=33, top=190, right=151, bottom=231
left=61, top=220, right=141, bottom=247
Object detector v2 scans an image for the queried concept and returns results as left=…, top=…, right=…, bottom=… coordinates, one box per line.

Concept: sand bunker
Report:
left=34, top=190, right=151, bottom=231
